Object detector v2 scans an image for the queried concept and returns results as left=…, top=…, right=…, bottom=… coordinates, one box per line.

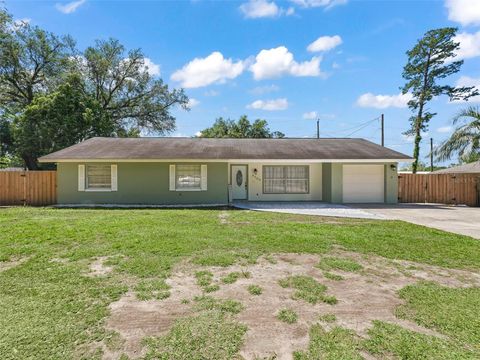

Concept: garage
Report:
left=343, top=165, right=384, bottom=203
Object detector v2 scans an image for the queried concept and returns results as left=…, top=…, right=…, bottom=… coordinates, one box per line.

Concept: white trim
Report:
left=43, top=158, right=412, bottom=163
left=78, top=164, right=85, bottom=191
left=85, top=188, right=113, bottom=192
left=111, top=164, right=118, bottom=191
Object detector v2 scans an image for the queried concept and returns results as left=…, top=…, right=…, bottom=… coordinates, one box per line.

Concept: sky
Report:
left=5, top=0, right=480, bottom=165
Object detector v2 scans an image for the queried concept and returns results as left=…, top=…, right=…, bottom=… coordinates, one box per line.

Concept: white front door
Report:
left=231, top=165, right=247, bottom=200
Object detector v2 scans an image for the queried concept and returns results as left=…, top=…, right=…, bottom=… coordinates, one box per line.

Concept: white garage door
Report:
left=343, top=165, right=384, bottom=203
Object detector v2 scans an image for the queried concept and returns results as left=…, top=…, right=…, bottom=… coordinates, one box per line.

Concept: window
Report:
left=263, top=165, right=309, bottom=194
left=176, top=165, right=202, bottom=190
left=86, top=165, right=111, bottom=190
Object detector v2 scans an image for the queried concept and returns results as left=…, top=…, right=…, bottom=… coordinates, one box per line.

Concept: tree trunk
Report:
left=412, top=103, right=425, bottom=174
left=22, top=154, right=39, bottom=170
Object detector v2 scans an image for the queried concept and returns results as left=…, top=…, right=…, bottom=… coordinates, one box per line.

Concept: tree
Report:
left=433, top=106, right=480, bottom=163
left=198, top=115, right=285, bottom=138
left=401, top=27, right=478, bottom=173
left=12, top=74, right=114, bottom=168
left=79, top=39, right=188, bottom=135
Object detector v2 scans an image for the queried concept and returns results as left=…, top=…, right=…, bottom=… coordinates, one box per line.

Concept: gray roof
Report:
left=38, top=137, right=412, bottom=162
left=433, top=161, right=480, bottom=174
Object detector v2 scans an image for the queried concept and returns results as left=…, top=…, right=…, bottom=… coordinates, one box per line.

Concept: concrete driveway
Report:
left=352, top=203, right=480, bottom=239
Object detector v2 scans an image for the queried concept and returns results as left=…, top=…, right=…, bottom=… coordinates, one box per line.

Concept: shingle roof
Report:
left=433, top=161, right=480, bottom=174
left=38, top=137, right=412, bottom=162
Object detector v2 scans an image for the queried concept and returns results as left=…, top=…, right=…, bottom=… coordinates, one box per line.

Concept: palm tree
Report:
left=434, top=106, right=480, bottom=163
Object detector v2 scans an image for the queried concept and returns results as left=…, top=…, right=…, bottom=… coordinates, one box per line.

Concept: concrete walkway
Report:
left=232, top=201, right=386, bottom=220
left=352, top=203, right=480, bottom=239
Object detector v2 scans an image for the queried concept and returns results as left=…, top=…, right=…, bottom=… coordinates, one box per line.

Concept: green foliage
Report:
left=434, top=106, right=480, bottom=163
left=277, top=308, right=298, bottom=324
left=323, top=272, right=344, bottom=281
left=221, top=272, right=241, bottom=284
left=317, top=257, right=363, bottom=272
left=279, top=275, right=336, bottom=304
left=318, top=313, right=337, bottom=323
left=247, top=284, right=262, bottom=295
left=195, top=270, right=214, bottom=287
left=396, top=282, right=480, bottom=349
left=198, top=115, right=285, bottom=138
left=402, top=27, right=478, bottom=172
left=294, top=325, right=362, bottom=360
left=193, top=296, right=244, bottom=315
left=364, top=321, right=478, bottom=359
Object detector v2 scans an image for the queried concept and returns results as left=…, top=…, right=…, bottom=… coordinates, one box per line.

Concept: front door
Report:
left=231, top=165, right=247, bottom=200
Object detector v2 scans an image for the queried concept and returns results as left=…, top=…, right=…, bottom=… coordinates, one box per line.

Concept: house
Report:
left=432, top=161, right=480, bottom=174
left=38, top=137, right=412, bottom=205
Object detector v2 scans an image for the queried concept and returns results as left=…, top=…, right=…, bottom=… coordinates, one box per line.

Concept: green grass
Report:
left=294, top=325, right=363, bottom=360
left=323, top=271, right=344, bottom=281
left=134, top=279, right=170, bottom=300
left=221, top=271, right=241, bottom=284
left=317, top=256, right=363, bottom=272
left=364, top=321, right=478, bottom=359
left=279, top=275, right=336, bottom=305
left=1, top=207, right=480, bottom=358
left=247, top=284, right=263, bottom=295
left=318, top=313, right=337, bottom=323
left=395, top=282, right=480, bottom=350
left=195, top=270, right=214, bottom=287
left=277, top=309, right=298, bottom=324
left=193, top=295, right=244, bottom=315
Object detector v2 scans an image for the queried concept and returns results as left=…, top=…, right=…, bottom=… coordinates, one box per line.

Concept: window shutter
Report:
left=111, top=164, right=118, bottom=191
left=169, top=165, right=176, bottom=191
left=201, top=165, right=207, bottom=191
left=78, top=164, right=85, bottom=191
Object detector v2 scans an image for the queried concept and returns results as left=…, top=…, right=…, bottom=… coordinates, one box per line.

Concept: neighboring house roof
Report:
left=0, top=167, right=24, bottom=171
left=433, top=161, right=480, bottom=174
left=38, top=137, right=412, bottom=162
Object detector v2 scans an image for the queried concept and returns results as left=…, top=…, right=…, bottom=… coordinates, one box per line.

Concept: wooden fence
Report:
left=398, top=173, right=480, bottom=206
left=0, top=171, right=57, bottom=206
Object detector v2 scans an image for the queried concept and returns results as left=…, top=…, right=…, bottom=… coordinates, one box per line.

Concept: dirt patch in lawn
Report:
left=87, top=256, right=114, bottom=277
left=0, top=256, right=29, bottom=273
left=104, top=251, right=480, bottom=359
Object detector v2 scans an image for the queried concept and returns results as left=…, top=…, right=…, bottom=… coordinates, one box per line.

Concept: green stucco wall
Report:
left=57, top=162, right=229, bottom=205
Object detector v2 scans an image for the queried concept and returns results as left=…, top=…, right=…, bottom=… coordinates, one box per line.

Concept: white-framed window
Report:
left=169, top=164, right=207, bottom=191
left=263, top=165, right=309, bottom=194
left=86, top=165, right=112, bottom=190
left=78, top=164, right=117, bottom=192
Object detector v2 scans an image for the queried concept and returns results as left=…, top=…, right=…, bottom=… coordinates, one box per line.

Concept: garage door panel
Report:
left=343, top=165, right=384, bottom=203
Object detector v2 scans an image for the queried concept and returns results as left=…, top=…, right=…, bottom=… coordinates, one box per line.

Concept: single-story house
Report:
left=38, top=137, right=412, bottom=205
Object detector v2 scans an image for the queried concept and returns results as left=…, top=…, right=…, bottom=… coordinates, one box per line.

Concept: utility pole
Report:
left=316, top=119, right=320, bottom=139
left=380, top=114, right=384, bottom=146
left=430, top=138, right=434, bottom=172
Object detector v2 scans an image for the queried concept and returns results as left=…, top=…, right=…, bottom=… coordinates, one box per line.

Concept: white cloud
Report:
left=303, top=111, right=318, bottom=119
left=55, top=0, right=86, bottom=14
left=171, top=52, right=245, bottom=88
left=188, top=98, right=200, bottom=107
left=247, top=98, right=289, bottom=111
left=445, top=0, right=480, bottom=26
left=239, top=0, right=294, bottom=18
left=195, top=131, right=203, bottom=137
left=204, top=90, right=219, bottom=96
left=290, top=0, right=347, bottom=10
left=249, top=84, right=280, bottom=95
left=453, top=76, right=480, bottom=102
left=437, top=126, right=453, bottom=133
left=307, top=35, right=342, bottom=52
left=250, top=46, right=322, bottom=80
left=454, top=31, right=480, bottom=61
left=142, top=58, right=161, bottom=76
left=356, top=92, right=412, bottom=109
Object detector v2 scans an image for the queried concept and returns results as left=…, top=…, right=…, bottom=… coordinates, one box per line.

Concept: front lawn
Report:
left=0, top=207, right=479, bottom=359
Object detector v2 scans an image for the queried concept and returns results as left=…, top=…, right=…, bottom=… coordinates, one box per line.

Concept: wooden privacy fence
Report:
left=398, top=173, right=480, bottom=206
left=0, top=171, right=56, bottom=206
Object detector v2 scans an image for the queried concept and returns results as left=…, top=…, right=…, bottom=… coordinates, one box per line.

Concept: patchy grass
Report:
left=318, top=314, right=337, bottom=323
left=221, top=272, right=241, bottom=284
left=279, top=275, right=337, bottom=305
left=195, top=270, right=214, bottom=287
left=294, top=325, right=363, bottom=360
left=277, top=309, right=298, bottom=324
left=193, top=295, right=244, bottom=315
left=247, top=284, right=263, bottom=295
left=203, top=284, right=220, bottom=293
left=323, top=271, right=344, bottom=281
left=364, top=321, right=478, bottom=359
left=134, top=279, right=170, bottom=300
left=143, top=310, right=247, bottom=359
left=317, top=256, right=363, bottom=272
left=396, top=282, right=480, bottom=350
left=1, top=207, right=480, bottom=357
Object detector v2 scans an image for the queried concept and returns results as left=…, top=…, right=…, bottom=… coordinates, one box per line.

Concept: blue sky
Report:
left=6, top=0, right=480, bottom=164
